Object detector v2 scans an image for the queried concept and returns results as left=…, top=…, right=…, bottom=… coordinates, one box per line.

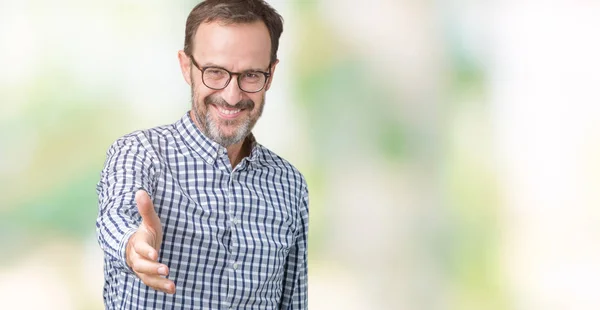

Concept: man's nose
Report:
left=221, top=76, right=244, bottom=105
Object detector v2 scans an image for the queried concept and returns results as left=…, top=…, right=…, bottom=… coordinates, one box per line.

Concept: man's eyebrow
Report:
left=201, top=62, right=223, bottom=68
left=201, top=62, right=270, bottom=72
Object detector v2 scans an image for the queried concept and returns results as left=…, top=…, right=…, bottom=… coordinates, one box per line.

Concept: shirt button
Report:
left=233, top=262, right=239, bottom=270
left=232, top=217, right=239, bottom=225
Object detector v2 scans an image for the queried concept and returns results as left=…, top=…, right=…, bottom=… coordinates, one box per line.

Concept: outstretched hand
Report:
left=125, top=190, right=175, bottom=294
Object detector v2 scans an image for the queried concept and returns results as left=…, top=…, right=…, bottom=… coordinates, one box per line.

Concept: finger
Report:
left=130, top=256, right=169, bottom=276
left=135, top=190, right=162, bottom=233
left=133, top=237, right=159, bottom=261
left=139, top=274, right=176, bottom=295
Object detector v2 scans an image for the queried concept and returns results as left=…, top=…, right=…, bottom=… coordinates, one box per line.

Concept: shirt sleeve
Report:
left=280, top=184, right=309, bottom=310
left=95, top=134, right=157, bottom=274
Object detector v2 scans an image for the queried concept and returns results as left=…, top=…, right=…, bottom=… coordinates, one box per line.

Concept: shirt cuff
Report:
left=118, top=226, right=138, bottom=275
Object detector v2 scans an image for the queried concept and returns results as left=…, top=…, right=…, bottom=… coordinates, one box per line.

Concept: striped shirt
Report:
left=96, top=112, right=309, bottom=309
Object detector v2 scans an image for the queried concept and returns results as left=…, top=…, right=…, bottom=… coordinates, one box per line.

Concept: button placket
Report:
left=226, top=168, right=240, bottom=304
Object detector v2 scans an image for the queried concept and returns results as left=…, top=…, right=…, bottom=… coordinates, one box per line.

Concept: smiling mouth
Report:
left=213, top=104, right=244, bottom=118
left=217, top=106, right=241, bottom=115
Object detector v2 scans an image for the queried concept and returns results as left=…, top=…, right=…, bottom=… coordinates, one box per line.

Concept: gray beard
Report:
left=191, top=82, right=264, bottom=147
left=199, top=105, right=251, bottom=147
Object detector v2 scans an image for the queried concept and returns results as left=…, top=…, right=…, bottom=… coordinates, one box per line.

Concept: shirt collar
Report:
left=176, top=111, right=264, bottom=166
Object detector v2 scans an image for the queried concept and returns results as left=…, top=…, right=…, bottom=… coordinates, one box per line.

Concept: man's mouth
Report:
left=213, top=104, right=243, bottom=118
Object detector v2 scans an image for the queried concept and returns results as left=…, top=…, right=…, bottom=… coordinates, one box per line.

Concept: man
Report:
left=95, top=1, right=309, bottom=309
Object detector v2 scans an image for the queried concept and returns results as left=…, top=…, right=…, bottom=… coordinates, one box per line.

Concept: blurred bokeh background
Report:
left=1, top=0, right=600, bottom=309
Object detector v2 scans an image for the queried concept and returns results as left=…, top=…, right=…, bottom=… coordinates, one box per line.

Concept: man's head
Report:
left=177, top=0, right=284, bottom=147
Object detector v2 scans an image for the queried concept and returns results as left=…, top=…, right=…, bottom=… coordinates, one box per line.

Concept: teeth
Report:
left=217, top=107, right=241, bottom=115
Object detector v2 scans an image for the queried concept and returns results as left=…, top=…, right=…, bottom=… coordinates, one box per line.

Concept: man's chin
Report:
left=208, top=126, right=246, bottom=146
left=214, top=123, right=241, bottom=137
left=204, top=113, right=252, bottom=146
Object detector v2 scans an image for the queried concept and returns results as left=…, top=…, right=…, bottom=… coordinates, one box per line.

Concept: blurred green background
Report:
left=1, top=1, right=600, bottom=309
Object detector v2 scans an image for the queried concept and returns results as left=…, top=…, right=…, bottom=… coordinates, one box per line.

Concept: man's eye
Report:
left=205, top=69, right=226, bottom=77
left=244, top=72, right=260, bottom=79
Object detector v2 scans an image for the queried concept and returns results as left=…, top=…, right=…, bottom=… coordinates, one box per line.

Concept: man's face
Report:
left=179, top=21, right=277, bottom=147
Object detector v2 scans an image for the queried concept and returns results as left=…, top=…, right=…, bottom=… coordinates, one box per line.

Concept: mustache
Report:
left=204, top=94, right=255, bottom=110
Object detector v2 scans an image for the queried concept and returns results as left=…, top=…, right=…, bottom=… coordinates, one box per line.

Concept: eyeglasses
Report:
left=189, top=55, right=271, bottom=93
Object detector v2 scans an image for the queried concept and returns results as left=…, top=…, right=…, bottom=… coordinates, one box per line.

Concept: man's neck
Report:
left=226, top=137, right=251, bottom=169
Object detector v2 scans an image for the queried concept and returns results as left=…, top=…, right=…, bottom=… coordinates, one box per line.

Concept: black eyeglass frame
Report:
left=189, top=55, right=272, bottom=93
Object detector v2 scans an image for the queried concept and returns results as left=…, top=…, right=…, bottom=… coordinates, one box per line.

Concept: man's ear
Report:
left=178, top=50, right=192, bottom=86
left=264, top=59, right=279, bottom=91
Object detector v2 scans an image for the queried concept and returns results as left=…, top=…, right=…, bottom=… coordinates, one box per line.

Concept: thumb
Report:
left=135, top=190, right=162, bottom=234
